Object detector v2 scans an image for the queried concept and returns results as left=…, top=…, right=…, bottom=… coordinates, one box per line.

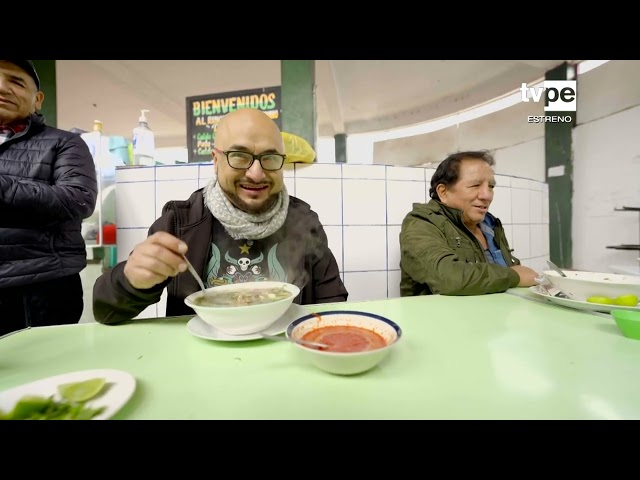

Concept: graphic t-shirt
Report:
left=204, top=218, right=294, bottom=287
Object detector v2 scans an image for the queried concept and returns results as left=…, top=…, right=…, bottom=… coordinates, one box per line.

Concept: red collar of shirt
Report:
left=0, top=119, right=29, bottom=134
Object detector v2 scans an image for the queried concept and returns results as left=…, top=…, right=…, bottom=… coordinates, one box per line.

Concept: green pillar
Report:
left=545, top=62, right=576, bottom=269
left=335, top=133, right=347, bottom=163
left=32, top=60, right=57, bottom=128
left=280, top=60, right=316, bottom=155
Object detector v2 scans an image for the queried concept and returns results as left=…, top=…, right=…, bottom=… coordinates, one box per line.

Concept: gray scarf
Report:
left=203, top=172, right=289, bottom=240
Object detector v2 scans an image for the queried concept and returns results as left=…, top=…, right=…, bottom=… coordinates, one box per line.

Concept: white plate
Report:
left=187, top=303, right=310, bottom=341
left=528, top=286, right=640, bottom=313
left=0, top=369, right=136, bottom=420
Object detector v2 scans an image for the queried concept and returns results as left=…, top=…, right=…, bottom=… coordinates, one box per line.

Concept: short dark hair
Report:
left=429, top=150, right=496, bottom=200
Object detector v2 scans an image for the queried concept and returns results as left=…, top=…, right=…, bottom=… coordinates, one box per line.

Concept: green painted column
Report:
left=32, top=60, right=57, bottom=128
left=545, top=62, right=577, bottom=269
left=335, top=133, right=347, bottom=163
left=280, top=61, right=316, bottom=156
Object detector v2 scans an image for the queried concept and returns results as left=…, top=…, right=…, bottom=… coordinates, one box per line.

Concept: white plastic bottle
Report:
left=132, top=109, right=155, bottom=166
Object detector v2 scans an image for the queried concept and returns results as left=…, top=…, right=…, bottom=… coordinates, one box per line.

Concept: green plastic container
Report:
left=611, top=309, right=640, bottom=340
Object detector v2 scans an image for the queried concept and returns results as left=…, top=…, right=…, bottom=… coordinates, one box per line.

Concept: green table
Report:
left=2, top=292, right=639, bottom=419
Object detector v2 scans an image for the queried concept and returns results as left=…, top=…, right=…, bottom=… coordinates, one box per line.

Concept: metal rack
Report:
left=607, top=206, right=640, bottom=270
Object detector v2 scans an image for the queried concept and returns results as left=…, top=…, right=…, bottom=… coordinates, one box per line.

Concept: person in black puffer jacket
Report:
left=0, top=60, right=97, bottom=335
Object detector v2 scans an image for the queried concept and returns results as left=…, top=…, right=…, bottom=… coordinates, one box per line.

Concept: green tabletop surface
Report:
left=2, top=291, right=639, bottom=419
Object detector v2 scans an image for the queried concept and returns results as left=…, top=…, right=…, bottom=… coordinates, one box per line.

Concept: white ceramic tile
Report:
left=116, top=166, right=155, bottom=183
left=315, top=156, right=336, bottom=164
left=155, top=180, right=199, bottom=218
left=198, top=176, right=213, bottom=189
left=116, top=228, right=148, bottom=263
left=502, top=224, right=513, bottom=249
left=198, top=163, right=215, bottom=179
left=529, top=190, right=543, bottom=224
left=387, top=226, right=402, bottom=271
left=342, top=179, right=386, bottom=225
left=294, top=163, right=342, bottom=178
left=530, top=224, right=545, bottom=258
left=116, top=182, right=156, bottom=228
left=343, top=271, right=388, bottom=302
left=528, top=180, right=543, bottom=191
left=520, top=257, right=538, bottom=273
left=423, top=168, right=436, bottom=183
left=512, top=224, right=531, bottom=259
left=283, top=163, right=295, bottom=177
left=495, top=174, right=511, bottom=188
left=342, top=164, right=386, bottom=179
left=155, top=165, right=199, bottom=181
left=294, top=178, right=342, bottom=225
left=386, top=166, right=424, bottom=181
left=523, top=256, right=547, bottom=275
left=114, top=163, right=552, bottom=305
left=511, top=188, right=531, bottom=224
left=387, top=270, right=401, bottom=298
left=387, top=180, right=426, bottom=225
left=134, top=303, right=158, bottom=320
left=283, top=177, right=295, bottom=197
left=511, top=177, right=530, bottom=189
left=343, top=226, right=387, bottom=271
left=542, top=193, right=549, bottom=224
left=323, top=226, right=343, bottom=272
left=489, top=186, right=512, bottom=225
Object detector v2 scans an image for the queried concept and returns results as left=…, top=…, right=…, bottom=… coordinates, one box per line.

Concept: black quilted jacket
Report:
left=0, top=113, right=98, bottom=288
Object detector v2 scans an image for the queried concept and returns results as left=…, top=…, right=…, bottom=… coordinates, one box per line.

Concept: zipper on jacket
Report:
left=461, top=224, right=485, bottom=259
left=0, top=117, right=32, bottom=148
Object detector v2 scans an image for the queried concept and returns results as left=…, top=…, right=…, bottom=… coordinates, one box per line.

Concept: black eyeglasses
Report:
left=212, top=147, right=286, bottom=171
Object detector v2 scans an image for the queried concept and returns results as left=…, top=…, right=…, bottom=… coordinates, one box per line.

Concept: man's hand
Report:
left=123, top=232, right=188, bottom=290
left=510, top=265, right=539, bottom=287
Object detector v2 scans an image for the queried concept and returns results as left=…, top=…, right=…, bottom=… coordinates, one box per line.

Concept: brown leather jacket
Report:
left=93, top=189, right=347, bottom=324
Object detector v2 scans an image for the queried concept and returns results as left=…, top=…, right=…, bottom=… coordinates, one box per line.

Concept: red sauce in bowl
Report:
left=301, top=326, right=387, bottom=352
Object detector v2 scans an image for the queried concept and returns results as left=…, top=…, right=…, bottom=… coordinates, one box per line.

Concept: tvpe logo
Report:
left=520, top=80, right=577, bottom=112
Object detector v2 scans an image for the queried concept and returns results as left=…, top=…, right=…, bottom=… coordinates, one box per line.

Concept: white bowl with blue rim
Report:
left=286, top=311, right=402, bottom=375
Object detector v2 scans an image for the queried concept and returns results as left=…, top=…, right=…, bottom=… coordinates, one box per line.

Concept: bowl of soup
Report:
left=286, top=311, right=402, bottom=375
left=184, top=281, right=300, bottom=335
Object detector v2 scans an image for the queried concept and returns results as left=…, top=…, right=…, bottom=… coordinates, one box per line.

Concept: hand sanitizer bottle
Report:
left=132, top=109, right=155, bottom=166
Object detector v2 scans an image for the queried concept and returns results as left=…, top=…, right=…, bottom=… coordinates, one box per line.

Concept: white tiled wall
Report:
left=115, top=163, right=550, bottom=316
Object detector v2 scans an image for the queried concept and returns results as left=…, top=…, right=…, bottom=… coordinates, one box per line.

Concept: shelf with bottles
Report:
left=80, top=120, right=118, bottom=249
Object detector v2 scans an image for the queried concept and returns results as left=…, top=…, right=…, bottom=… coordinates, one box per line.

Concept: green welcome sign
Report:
left=186, top=85, right=282, bottom=163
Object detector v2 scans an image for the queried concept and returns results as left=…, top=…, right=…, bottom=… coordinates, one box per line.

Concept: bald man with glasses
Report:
left=93, top=109, right=347, bottom=324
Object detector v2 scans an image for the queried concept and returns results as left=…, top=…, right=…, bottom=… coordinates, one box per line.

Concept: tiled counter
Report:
left=115, top=163, right=550, bottom=317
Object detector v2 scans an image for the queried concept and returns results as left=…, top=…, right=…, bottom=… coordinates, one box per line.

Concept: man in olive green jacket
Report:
left=399, top=150, right=539, bottom=296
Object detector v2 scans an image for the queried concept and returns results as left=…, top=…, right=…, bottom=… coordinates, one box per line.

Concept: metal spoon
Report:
left=547, top=260, right=568, bottom=277
left=259, top=333, right=329, bottom=350
left=182, top=255, right=207, bottom=293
